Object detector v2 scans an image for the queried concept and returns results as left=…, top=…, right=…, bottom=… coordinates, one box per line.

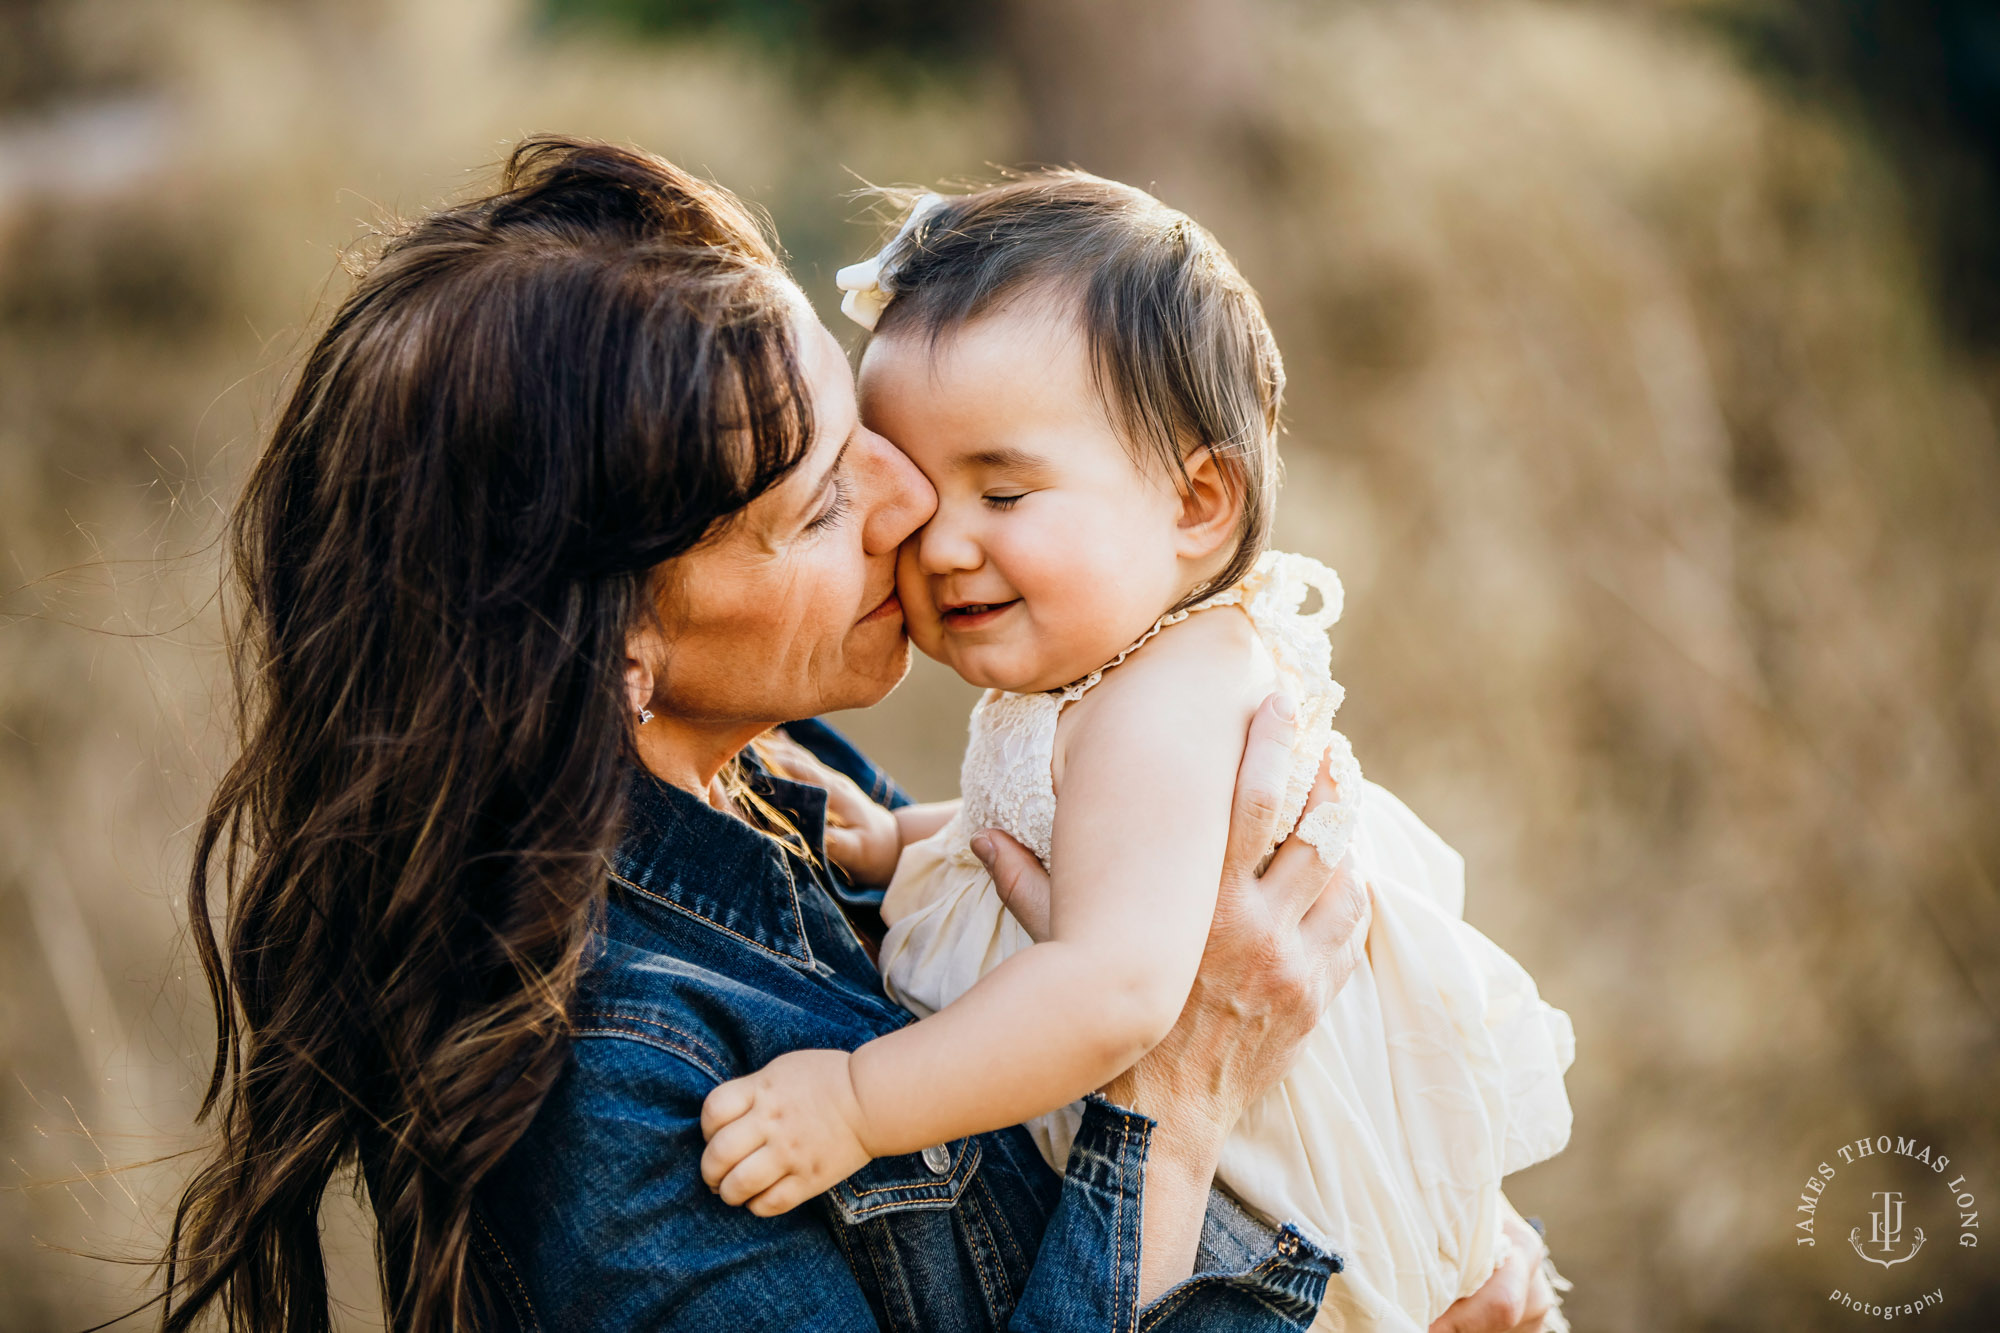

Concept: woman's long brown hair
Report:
left=162, top=136, right=814, bottom=1331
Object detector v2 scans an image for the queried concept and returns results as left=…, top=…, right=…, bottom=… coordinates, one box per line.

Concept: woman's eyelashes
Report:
left=805, top=474, right=852, bottom=533
left=982, top=491, right=1028, bottom=510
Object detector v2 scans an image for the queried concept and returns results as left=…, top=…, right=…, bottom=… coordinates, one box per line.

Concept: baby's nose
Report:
left=916, top=515, right=983, bottom=574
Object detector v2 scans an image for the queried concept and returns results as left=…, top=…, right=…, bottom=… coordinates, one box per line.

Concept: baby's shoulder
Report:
left=1051, top=605, right=1277, bottom=792
left=1070, top=604, right=1274, bottom=723
left=1142, top=599, right=1269, bottom=672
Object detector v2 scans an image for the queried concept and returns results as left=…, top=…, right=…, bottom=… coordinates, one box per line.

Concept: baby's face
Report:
left=858, top=304, right=1191, bottom=693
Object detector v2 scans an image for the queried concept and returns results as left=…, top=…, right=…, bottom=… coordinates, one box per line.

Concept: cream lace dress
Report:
left=878, top=551, right=1576, bottom=1332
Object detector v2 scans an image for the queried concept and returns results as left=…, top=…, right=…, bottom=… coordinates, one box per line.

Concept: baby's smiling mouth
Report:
left=939, top=599, right=1021, bottom=629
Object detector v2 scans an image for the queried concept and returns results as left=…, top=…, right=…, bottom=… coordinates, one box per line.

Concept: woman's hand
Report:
left=1429, top=1213, right=1558, bottom=1333
left=973, top=691, right=1372, bottom=1301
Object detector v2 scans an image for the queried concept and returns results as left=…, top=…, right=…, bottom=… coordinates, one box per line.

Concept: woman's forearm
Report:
left=1127, top=1115, right=1227, bottom=1302
left=1100, top=1041, right=1238, bottom=1303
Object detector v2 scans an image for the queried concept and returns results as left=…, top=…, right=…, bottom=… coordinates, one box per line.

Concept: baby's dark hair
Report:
left=867, top=170, right=1283, bottom=608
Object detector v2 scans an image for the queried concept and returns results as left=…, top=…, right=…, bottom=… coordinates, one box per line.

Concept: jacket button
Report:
left=921, top=1143, right=952, bottom=1175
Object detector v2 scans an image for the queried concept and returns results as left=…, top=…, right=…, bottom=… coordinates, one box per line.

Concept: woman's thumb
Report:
left=972, top=828, right=1053, bottom=942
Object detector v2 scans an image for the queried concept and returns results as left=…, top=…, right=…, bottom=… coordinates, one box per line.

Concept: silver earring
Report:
left=637, top=706, right=655, bottom=725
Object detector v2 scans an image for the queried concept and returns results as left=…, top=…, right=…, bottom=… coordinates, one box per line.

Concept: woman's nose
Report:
left=855, top=427, right=934, bottom=556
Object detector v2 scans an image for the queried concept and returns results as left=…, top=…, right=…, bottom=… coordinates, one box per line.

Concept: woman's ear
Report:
left=1174, top=445, right=1243, bottom=561
left=624, top=627, right=661, bottom=723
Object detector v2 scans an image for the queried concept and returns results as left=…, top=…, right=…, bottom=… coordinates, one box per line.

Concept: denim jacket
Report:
left=472, top=720, right=1337, bottom=1331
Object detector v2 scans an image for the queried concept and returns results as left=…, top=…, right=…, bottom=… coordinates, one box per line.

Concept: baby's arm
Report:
left=701, top=610, right=1272, bottom=1214
left=893, top=800, right=959, bottom=846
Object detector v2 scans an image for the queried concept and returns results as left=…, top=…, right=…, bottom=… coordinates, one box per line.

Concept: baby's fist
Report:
left=699, top=1049, right=873, bottom=1216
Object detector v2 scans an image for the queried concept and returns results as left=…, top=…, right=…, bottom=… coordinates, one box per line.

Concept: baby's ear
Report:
left=1174, top=445, right=1243, bottom=559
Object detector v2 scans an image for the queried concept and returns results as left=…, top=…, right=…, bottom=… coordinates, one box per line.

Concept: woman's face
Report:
left=645, top=292, right=936, bottom=740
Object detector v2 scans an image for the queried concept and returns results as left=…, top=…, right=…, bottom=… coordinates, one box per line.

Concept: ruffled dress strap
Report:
left=1233, top=552, right=1366, bottom=867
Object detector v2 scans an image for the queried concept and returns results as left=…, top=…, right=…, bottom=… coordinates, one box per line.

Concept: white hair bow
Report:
left=834, top=193, right=946, bottom=331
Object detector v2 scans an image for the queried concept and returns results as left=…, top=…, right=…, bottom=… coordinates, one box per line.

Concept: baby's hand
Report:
left=700, top=1049, right=875, bottom=1215
left=757, top=733, right=902, bottom=885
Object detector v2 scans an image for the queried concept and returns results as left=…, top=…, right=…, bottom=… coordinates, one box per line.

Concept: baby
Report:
left=700, top=173, right=1576, bottom=1331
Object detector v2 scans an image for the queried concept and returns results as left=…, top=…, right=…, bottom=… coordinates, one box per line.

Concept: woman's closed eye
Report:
left=806, top=475, right=853, bottom=533
left=983, top=491, right=1029, bottom=510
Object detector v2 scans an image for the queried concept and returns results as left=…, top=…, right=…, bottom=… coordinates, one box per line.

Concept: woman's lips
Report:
left=859, top=589, right=902, bottom=625
left=940, top=599, right=1020, bottom=631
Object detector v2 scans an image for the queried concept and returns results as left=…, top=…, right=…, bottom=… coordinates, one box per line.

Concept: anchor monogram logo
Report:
left=1849, top=1190, right=1926, bottom=1269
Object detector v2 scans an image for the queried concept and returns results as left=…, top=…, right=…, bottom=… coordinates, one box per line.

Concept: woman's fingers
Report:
left=1255, top=741, right=1345, bottom=924
left=1516, top=1269, right=1554, bottom=1332
left=972, top=828, right=1053, bottom=941
left=1222, top=693, right=1299, bottom=877
left=1257, top=832, right=1339, bottom=925
left=1428, top=1216, right=1547, bottom=1333
left=1503, top=1215, right=1557, bottom=1332
left=1298, top=853, right=1371, bottom=984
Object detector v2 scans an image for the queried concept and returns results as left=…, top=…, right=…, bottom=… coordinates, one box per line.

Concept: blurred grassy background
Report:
left=2, top=0, right=1997, bottom=1328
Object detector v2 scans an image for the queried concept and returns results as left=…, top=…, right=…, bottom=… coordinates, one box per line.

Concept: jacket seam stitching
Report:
left=571, top=1026, right=725, bottom=1084
left=838, top=1185, right=962, bottom=1216
left=822, top=1207, right=872, bottom=1319
left=579, top=1010, right=731, bottom=1078
left=865, top=1217, right=920, bottom=1332
left=971, top=1172, right=1028, bottom=1272
left=775, top=858, right=816, bottom=968
left=960, top=1188, right=1010, bottom=1319
left=1117, top=1114, right=1135, bottom=1333
left=473, top=1214, right=539, bottom=1333
left=608, top=868, right=814, bottom=968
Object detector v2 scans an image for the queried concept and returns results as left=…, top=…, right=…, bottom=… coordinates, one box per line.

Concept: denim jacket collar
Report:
left=608, top=757, right=833, bottom=968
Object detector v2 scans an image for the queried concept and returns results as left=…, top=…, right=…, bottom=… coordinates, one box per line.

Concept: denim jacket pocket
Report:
left=825, top=1138, right=983, bottom=1222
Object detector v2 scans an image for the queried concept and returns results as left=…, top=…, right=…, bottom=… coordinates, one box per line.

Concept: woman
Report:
left=161, top=136, right=1556, bottom=1331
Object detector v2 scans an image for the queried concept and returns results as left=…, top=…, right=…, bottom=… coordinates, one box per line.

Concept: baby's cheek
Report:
left=903, top=606, right=944, bottom=662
